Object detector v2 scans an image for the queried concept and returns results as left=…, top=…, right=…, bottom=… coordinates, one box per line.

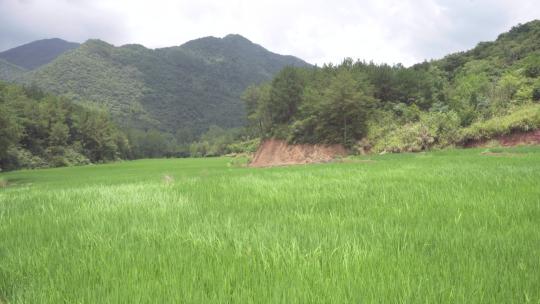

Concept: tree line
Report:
left=0, top=82, right=130, bottom=170
left=0, top=81, right=258, bottom=171
left=242, top=24, right=540, bottom=152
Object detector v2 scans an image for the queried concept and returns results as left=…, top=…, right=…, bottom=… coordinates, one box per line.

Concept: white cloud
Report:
left=1, top=0, right=539, bottom=66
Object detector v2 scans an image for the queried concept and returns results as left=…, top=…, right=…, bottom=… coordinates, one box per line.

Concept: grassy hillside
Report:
left=1, top=147, right=539, bottom=302
left=0, top=38, right=80, bottom=70
left=22, top=36, right=309, bottom=136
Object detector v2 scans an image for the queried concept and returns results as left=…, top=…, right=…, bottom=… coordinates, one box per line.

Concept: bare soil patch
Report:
left=465, top=130, right=540, bottom=148
left=249, top=139, right=347, bottom=167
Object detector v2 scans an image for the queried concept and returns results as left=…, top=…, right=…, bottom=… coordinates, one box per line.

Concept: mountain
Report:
left=0, top=38, right=80, bottom=70
left=433, top=20, right=540, bottom=80
left=14, top=35, right=309, bottom=136
left=0, top=59, right=26, bottom=81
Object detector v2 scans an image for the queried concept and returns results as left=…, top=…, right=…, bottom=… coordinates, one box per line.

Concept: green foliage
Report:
left=0, top=99, right=22, bottom=160
left=460, top=104, right=540, bottom=142
left=2, top=36, right=309, bottom=143
left=242, top=84, right=272, bottom=137
left=226, top=138, right=261, bottom=154
left=2, top=21, right=540, bottom=159
left=226, top=155, right=250, bottom=167
left=268, top=67, right=305, bottom=123
left=188, top=126, right=255, bottom=157
left=533, top=86, right=540, bottom=101
left=0, top=59, right=26, bottom=82
left=244, top=20, right=540, bottom=153
left=0, top=81, right=129, bottom=171
left=295, top=70, right=374, bottom=146
left=4, top=146, right=48, bottom=169
left=371, top=111, right=460, bottom=153
left=244, top=66, right=375, bottom=147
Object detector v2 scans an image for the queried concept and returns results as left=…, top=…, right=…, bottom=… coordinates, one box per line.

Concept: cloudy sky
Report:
left=1, top=0, right=538, bottom=66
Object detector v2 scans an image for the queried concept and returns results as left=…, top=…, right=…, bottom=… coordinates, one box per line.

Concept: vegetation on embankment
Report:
left=242, top=21, right=540, bottom=152
left=1, top=146, right=539, bottom=302
left=460, top=103, right=540, bottom=142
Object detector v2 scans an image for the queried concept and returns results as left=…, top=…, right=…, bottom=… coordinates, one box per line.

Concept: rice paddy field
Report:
left=1, top=146, right=540, bottom=303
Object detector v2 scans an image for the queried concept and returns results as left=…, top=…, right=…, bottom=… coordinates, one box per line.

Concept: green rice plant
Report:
left=1, top=147, right=539, bottom=303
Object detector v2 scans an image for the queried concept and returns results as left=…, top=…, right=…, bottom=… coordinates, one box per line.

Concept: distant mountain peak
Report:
left=0, top=38, right=80, bottom=70
left=83, top=39, right=112, bottom=45
left=223, top=34, right=252, bottom=43
left=11, top=33, right=310, bottom=137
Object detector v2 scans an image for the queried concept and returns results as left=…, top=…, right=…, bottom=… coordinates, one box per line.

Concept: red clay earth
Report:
left=250, top=130, right=540, bottom=167
left=249, top=139, right=347, bottom=167
left=464, top=130, right=540, bottom=148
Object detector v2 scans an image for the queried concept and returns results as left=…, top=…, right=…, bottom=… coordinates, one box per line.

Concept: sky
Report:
left=0, top=0, right=538, bottom=66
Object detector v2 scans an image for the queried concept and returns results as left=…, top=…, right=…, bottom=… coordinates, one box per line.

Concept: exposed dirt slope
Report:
left=464, top=130, right=540, bottom=147
left=250, top=139, right=347, bottom=167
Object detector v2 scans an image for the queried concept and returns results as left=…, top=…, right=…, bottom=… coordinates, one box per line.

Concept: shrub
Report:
left=227, top=156, right=250, bottom=168
left=5, top=147, right=49, bottom=170
left=388, top=123, right=433, bottom=152
left=460, top=104, right=540, bottom=142
left=533, top=87, right=540, bottom=101
left=227, top=138, right=261, bottom=154
left=370, top=111, right=460, bottom=153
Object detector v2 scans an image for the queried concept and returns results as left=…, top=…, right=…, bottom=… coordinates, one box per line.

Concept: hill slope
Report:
left=243, top=20, right=540, bottom=152
left=0, top=59, right=26, bottom=81
left=21, top=35, right=309, bottom=135
left=0, top=38, right=80, bottom=70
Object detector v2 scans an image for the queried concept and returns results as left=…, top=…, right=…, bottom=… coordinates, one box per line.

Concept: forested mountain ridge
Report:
left=0, top=34, right=309, bottom=160
left=0, top=38, right=80, bottom=70
left=0, top=59, right=26, bottom=82
left=3, top=35, right=309, bottom=140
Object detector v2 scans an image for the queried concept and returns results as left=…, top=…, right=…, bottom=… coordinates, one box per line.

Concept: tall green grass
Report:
left=1, top=147, right=540, bottom=303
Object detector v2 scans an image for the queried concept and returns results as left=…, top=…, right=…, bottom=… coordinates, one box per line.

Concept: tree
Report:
left=76, top=109, right=119, bottom=162
left=49, top=122, right=69, bottom=146
left=288, top=70, right=375, bottom=146
left=241, top=84, right=271, bottom=137
left=268, top=67, right=305, bottom=124
left=316, top=71, right=375, bottom=146
left=0, top=104, right=21, bottom=162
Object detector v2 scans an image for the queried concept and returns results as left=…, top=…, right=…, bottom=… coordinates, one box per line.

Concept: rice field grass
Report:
left=1, top=147, right=540, bottom=303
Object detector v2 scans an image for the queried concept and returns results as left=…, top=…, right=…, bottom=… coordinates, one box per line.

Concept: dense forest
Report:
left=243, top=20, right=540, bottom=152
left=0, top=82, right=130, bottom=170
left=0, top=35, right=308, bottom=138
left=0, top=80, right=262, bottom=170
